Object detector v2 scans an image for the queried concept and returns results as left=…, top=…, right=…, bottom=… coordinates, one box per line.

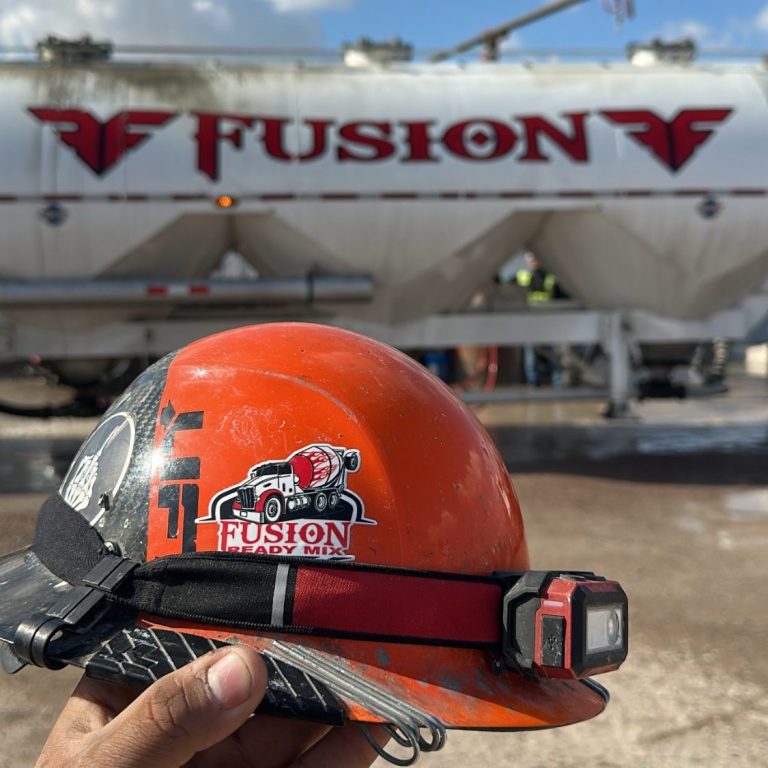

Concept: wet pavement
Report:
left=1, top=375, right=767, bottom=766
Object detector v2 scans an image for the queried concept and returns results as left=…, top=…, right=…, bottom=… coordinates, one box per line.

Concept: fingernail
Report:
left=207, top=649, right=255, bottom=710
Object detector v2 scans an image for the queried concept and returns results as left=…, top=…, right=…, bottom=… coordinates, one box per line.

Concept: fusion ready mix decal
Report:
left=198, top=444, right=375, bottom=560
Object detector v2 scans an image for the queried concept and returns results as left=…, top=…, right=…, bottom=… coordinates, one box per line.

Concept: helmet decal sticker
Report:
left=198, top=443, right=375, bottom=560
left=59, top=412, right=136, bottom=525
left=154, top=400, right=205, bottom=553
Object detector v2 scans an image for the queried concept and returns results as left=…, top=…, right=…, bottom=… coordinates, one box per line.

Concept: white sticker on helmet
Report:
left=59, top=412, right=136, bottom=525
left=199, top=443, right=375, bottom=560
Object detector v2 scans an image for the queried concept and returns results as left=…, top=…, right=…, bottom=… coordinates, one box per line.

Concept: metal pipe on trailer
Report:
left=0, top=275, right=374, bottom=307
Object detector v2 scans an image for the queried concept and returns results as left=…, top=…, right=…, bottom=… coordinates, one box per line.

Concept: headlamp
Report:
left=501, top=571, right=628, bottom=679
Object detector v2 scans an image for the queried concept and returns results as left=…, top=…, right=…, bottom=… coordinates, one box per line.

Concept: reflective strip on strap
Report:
left=271, top=563, right=291, bottom=627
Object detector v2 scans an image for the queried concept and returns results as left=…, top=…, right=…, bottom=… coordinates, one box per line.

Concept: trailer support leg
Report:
left=604, top=311, right=635, bottom=418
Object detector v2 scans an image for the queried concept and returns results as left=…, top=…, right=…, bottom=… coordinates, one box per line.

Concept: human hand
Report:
left=35, top=645, right=386, bottom=768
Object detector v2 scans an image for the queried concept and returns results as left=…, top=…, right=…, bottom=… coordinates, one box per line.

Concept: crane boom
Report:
left=429, top=0, right=589, bottom=62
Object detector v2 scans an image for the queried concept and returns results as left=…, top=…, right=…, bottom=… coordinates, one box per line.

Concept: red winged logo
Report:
left=601, top=108, right=732, bottom=172
left=28, top=108, right=176, bottom=176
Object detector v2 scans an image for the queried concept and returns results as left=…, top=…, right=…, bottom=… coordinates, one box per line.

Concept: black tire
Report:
left=344, top=452, right=360, bottom=471
left=315, top=492, right=328, bottom=512
left=328, top=490, right=339, bottom=508
left=263, top=495, right=284, bottom=523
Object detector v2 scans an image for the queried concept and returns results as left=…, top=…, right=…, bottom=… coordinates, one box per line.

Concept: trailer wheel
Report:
left=344, top=452, right=360, bottom=471
left=328, top=490, right=339, bottom=508
left=315, top=492, right=328, bottom=512
left=263, top=495, right=284, bottom=522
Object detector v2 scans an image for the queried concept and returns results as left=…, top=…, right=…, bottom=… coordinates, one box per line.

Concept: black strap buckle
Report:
left=12, top=555, right=137, bottom=669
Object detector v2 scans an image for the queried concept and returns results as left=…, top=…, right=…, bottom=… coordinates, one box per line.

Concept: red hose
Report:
left=452, top=346, right=499, bottom=393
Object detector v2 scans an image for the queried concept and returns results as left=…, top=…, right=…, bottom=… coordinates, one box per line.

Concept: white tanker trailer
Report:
left=1, top=55, right=768, bottom=407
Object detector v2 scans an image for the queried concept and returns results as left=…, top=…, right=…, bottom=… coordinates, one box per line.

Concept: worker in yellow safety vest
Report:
left=514, top=252, right=567, bottom=386
left=514, top=253, right=560, bottom=304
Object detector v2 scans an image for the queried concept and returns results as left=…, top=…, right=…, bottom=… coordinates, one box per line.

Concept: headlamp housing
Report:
left=501, top=571, right=628, bottom=680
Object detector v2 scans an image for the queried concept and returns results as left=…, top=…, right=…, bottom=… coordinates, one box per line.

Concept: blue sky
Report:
left=314, top=1, right=768, bottom=56
left=2, top=1, right=768, bottom=58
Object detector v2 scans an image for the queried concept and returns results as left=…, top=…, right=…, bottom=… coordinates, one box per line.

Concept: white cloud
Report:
left=268, top=0, right=354, bottom=11
left=756, top=4, right=768, bottom=33
left=676, top=20, right=712, bottom=40
left=499, top=32, right=525, bottom=53
left=0, top=0, right=341, bottom=49
left=0, top=4, right=37, bottom=39
left=659, top=18, right=714, bottom=44
left=75, top=0, right=118, bottom=22
left=653, top=7, right=768, bottom=49
left=654, top=16, right=753, bottom=49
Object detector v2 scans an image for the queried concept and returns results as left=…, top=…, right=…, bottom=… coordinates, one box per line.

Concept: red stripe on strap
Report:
left=293, top=567, right=501, bottom=645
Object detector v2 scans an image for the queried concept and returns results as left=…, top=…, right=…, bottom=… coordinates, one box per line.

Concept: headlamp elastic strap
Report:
left=113, top=552, right=504, bottom=649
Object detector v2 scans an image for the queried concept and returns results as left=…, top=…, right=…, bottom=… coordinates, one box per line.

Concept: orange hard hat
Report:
left=0, top=324, right=625, bottom=764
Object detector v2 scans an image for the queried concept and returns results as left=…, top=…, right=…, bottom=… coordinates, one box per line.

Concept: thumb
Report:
left=94, top=644, right=267, bottom=767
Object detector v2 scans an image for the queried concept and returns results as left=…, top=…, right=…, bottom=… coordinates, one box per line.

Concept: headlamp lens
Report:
left=586, top=604, right=624, bottom=653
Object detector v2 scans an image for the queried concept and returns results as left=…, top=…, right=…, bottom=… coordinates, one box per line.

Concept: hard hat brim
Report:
left=0, top=547, right=72, bottom=648
left=141, top=621, right=609, bottom=731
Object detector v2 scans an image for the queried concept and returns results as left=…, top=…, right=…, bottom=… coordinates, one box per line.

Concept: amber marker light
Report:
left=215, top=195, right=236, bottom=209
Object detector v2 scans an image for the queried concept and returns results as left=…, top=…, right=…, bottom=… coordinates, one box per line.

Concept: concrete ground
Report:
left=1, top=375, right=767, bottom=767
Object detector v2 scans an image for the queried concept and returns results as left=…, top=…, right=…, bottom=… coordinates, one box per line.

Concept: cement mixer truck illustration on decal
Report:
left=231, top=444, right=361, bottom=524
left=199, top=443, right=372, bottom=559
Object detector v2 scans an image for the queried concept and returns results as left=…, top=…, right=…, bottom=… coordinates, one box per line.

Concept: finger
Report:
left=89, top=645, right=267, bottom=768
left=37, top=676, right=140, bottom=756
left=186, top=717, right=331, bottom=768
left=71, top=676, right=143, bottom=722
left=231, top=715, right=332, bottom=768
left=292, top=723, right=390, bottom=768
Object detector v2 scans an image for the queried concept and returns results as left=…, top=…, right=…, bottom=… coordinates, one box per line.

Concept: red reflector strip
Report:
left=292, top=567, right=501, bottom=646
left=260, top=193, right=297, bottom=201
left=189, top=284, right=209, bottom=295
left=146, top=285, right=168, bottom=296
